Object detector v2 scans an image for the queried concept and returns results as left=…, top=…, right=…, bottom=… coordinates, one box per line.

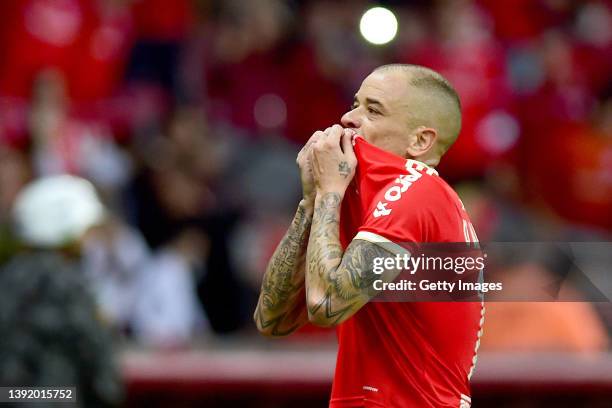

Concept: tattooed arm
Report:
left=306, top=193, right=399, bottom=327
left=254, top=130, right=324, bottom=337
left=305, top=125, right=399, bottom=327
left=253, top=200, right=312, bottom=337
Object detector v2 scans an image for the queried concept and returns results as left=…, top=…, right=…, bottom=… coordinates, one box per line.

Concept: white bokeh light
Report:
left=359, top=7, right=398, bottom=45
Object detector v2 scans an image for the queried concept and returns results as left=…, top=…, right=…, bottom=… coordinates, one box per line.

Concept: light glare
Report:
left=359, top=7, right=398, bottom=45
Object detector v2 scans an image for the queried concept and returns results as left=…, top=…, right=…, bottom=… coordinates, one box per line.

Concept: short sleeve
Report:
left=354, top=175, right=433, bottom=254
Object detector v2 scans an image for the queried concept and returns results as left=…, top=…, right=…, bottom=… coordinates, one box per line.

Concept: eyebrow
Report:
left=353, top=95, right=388, bottom=113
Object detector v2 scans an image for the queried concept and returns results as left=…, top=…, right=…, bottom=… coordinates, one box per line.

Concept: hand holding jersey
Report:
left=310, top=125, right=357, bottom=195
left=296, top=130, right=321, bottom=205
left=298, top=125, right=358, bottom=200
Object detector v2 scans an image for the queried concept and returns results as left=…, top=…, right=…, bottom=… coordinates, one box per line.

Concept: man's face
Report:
left=341, top=70, right=412, bottom=157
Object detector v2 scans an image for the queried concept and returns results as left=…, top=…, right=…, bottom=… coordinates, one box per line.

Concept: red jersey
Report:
left=332, top=137, right=484, bottom=408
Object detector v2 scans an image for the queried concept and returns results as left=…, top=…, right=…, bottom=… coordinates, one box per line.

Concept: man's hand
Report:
left=311, top=125, right=357, bottom=195
left=297, top=131, right=323, bottom=205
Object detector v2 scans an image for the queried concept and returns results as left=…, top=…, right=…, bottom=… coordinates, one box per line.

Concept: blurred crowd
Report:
left=0, top=0, right=611, bottom=352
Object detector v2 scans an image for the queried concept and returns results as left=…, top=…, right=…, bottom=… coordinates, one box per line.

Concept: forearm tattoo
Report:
left=307, top=192, right=394, bottom=325
left=254, top=287, right=307, bottom=336
left=255, top=202, right=312, bottom=335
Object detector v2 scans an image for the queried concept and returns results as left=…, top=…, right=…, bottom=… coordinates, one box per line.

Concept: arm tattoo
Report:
left=306, top=192, right=398, bottom=326
left=309, top=193, right=343, bottom=277
left=334, top=240, right=387, bottom=298
left=307, top=287, right=356, bottom=326
left=255, top=287, right=307, bottom=336
left=254, top=202, right=312, bottom=335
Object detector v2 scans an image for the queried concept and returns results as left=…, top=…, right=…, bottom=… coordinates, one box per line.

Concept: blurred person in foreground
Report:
left=255, top=64, right=482, bottom=408
left=0, top=175, right=123, bottom=407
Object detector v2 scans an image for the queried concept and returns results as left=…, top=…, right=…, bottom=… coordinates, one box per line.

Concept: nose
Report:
left=341, top=108, right=361, bottom=130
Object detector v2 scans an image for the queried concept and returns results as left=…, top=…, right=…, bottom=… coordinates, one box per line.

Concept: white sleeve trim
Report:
left=353, top=231, right=411, bottom=257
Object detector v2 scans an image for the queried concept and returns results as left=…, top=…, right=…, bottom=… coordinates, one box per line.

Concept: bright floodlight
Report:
left=359, top=7, right=398, bottom=45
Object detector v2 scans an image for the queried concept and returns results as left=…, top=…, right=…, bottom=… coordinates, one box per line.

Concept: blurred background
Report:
left=0, top=0, right=611, bottom=407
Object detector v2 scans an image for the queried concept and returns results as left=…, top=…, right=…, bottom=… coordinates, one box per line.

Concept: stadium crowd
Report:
left=0, top=0, right=610, bottom=352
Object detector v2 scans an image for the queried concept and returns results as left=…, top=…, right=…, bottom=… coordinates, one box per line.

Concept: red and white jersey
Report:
left=332, top=137, right=484, bottom=408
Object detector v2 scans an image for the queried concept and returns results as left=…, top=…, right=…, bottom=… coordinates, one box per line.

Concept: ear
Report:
left=405, top=126, right=437, bottom=158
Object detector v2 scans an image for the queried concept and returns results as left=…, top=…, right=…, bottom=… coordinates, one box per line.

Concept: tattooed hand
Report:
left=311, top=125, right=357, bottom=195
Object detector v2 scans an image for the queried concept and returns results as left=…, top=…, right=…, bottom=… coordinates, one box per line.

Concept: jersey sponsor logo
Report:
left=373, top=160, right=436, bottom=218
left=373, top=201, right=392, bottom=218
left=362, top=385, right=379, bottom=392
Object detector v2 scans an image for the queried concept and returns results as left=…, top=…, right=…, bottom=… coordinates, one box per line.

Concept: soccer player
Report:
left=254, top=64, right=483, bottom=408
